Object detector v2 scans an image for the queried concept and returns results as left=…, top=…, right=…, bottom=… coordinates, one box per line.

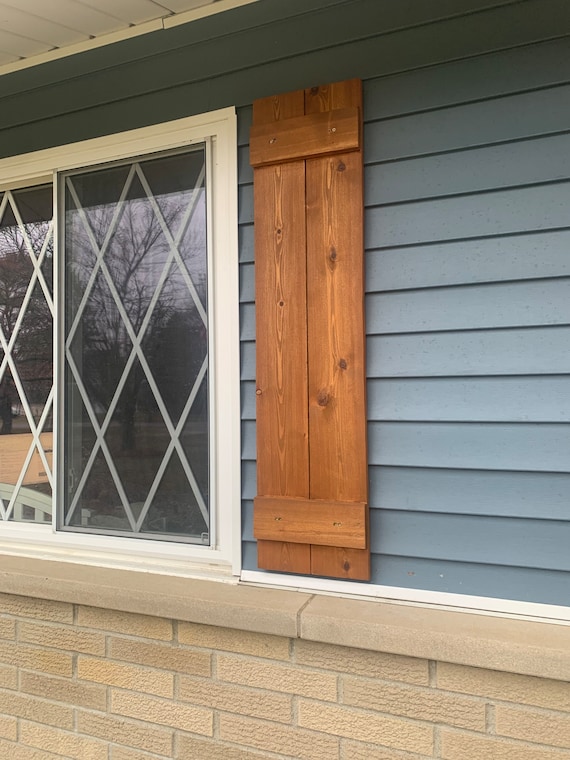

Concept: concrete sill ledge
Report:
left=0, top=554, right=569, bottom=682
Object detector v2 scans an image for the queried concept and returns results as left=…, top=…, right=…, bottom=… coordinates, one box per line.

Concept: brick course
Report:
left=0, top=592, right=567, bottom=759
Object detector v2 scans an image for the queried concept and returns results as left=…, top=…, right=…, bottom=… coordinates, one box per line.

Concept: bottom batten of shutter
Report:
left=254, top=496, right=366, bottom=548
left=254, top=495, right=370, bottom=581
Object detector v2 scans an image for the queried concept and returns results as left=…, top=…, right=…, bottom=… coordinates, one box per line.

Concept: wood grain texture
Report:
left=305, top=80, right=369, bottom=580
left=253, top=80, right=368, bottom=579
left=254, top=90, right=310, bottom=571
left=256, top=538, right=311, bottom=575
left=306, top=152, right=367, bottom=500
left=250, top=107, right=359, bottom=167
left=254, top=496, right=366, bottom=548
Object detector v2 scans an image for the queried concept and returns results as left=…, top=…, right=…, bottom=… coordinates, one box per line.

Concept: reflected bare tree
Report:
left=67, top=186, right=206, bottom=452
left=0, top=211, right=53, bottom=434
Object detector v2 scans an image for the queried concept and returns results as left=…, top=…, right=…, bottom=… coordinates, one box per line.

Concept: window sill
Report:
left=0, top=553, right=568, bottom=681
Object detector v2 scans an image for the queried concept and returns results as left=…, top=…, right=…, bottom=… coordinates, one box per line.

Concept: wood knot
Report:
left=255, top=388, right=262, bottom=395
left=310, top=86, right=319, bottom=95
left=279, top=300, right=284, bottom=307
left=329, top=247, right=337, bottom=262
left=338, top=358, right=347, bottom=370
left=337, top=161, right=346, bottom=172
left=316, top=389, right=330, bottom=407
left=343, top=560, right=351, bottom=571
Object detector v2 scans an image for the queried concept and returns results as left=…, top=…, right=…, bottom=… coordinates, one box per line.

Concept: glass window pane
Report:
left=62, top=147, right=209, bottom=543
left=0, top=186, right=53, bottom=524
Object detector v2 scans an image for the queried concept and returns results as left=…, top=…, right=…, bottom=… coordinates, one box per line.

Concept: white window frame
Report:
left=0, top=108, right=241, bottom=578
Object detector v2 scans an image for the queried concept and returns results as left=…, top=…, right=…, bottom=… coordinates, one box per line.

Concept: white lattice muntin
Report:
left=0, top=187, right=54, bottom=523
left=62, top=148, right=210, bottom=542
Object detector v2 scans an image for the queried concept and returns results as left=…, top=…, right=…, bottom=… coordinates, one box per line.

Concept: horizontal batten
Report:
left=250, top=107, right=360, bottom=167
left=254, top=497, right=367, bottom=549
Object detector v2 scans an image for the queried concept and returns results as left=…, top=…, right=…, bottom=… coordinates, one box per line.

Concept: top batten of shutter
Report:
left=250, top=107, right=360, bottom=167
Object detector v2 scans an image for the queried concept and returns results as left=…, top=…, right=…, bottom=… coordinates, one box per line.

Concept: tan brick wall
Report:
left=0, top=592, right=569, bottom=760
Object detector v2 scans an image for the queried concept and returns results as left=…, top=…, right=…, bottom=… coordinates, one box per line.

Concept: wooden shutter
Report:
left=251, top=79, right=369, bottom=581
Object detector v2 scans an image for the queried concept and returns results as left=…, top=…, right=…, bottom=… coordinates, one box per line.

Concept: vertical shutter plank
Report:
left=306, top=152, right=366, bottom=503
left=254, top=92, right=310, bottom=573
left=305, top=80, right=369, bottom=580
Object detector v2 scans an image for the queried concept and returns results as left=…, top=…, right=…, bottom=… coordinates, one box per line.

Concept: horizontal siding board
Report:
left=238, top=145, right=253, bottom=185
left=239, top=224, right=254, bottom=264
left=242, top=539, right=258, bottom=572
left=240, top=262, right=254, bottom=303
left=369, top=421, right=570, bottom=472
left=242, top=460, right=257, bottom=501
left=365, top=87, right=570, bottom=163
left=366, top=182, right=570, bottom=248
left=240, top=341, right=255, bottom=381
left=364, top=38, right=570, bottom=120
left=237, top=106, right=252, bottom=146
left=370, top=466, right=570, bottom=521
left=240, top=303, right=255, bottom=341
left=242, top=420, right=256, bottom=462
left=242, top=380, right=255, bottom=421
left=372, top=510, right=570, bottom=570
left=242, top=499, right=253, bottom=540
left=238, top=184, right=253, bottom=225
left=366, top=230, right=570, bottom=291
left=367, top=377, right=570, bottom=422
left=368, top=555, right=570, bottom=606
left=365, top=133, right=570, bottom=205
left=367, top=327, right=570, bottom=377
left=366, top=279, right=570, bottom=335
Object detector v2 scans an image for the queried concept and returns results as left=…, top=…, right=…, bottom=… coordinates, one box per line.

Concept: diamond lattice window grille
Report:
left=0, top=187, right=54, bottom=522
left=62, top=147, right=211, bottom=542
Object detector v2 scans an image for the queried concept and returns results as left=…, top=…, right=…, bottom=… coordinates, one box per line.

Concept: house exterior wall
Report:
left=237, top=30, right=570, bottom=604
left=0, top=591, right=569, bottom=760
left=0, top=2, right=569, bottom=754
left=0, top=0, right=568, bottom=606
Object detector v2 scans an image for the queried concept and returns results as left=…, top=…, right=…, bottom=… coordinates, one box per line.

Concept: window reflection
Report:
left=0, top=186, right=53, bottom=523
left=63, top=147, right=209, bottom=542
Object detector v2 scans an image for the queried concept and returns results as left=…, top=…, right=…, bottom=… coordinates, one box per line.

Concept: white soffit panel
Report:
left=0, top=0, right=259, bottom=75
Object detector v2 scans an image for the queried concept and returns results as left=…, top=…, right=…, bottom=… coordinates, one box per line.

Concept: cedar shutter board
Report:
left=254, top=90, right=311, bottom=575
left=252, top=79, right=369, bottom=581
left=250, top=107, right=360, bottom=167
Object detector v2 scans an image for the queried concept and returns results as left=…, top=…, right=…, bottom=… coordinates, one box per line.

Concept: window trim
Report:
left=0, top=108, right=241, bottom=577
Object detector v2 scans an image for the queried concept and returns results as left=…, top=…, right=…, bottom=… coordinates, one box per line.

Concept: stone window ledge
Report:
left=0, top=554, right=568, bottom=681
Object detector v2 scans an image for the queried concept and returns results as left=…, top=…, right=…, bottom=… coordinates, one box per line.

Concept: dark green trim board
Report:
left=1, top=0, right=570, bottom=606
left=0, top=0, right=569, bottom=157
